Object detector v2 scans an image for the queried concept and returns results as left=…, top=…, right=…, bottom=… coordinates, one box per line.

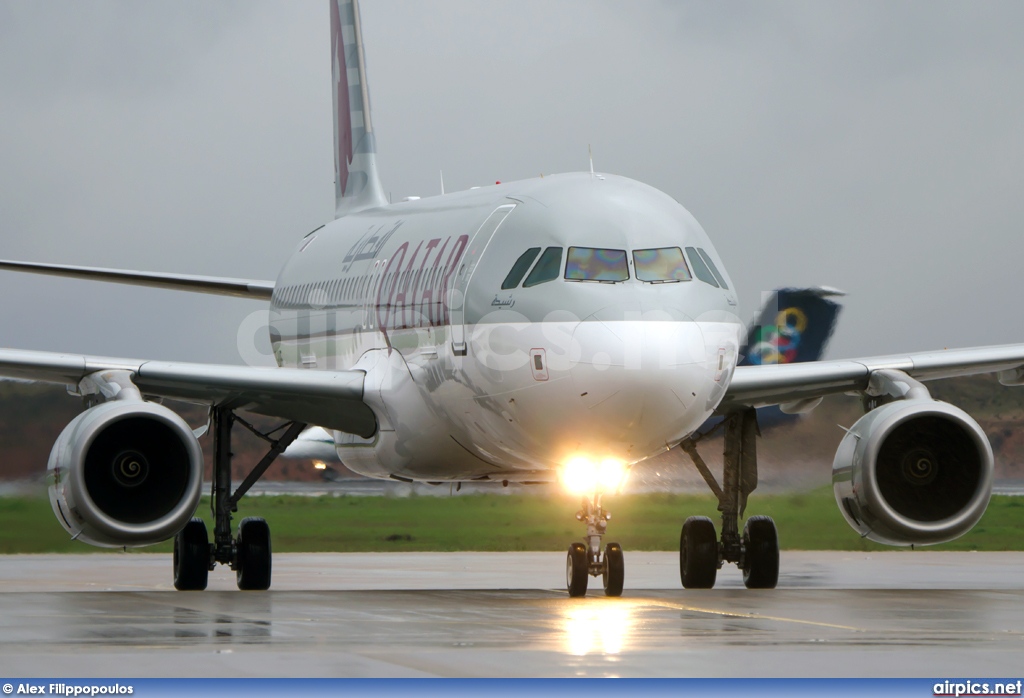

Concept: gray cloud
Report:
left=1, top=1, right=1022, bottom=366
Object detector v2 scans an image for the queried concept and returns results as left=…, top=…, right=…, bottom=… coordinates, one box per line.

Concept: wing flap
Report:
left=722, top=361, right=869, bottom=410
left=134, top=361, right=376, bottom=437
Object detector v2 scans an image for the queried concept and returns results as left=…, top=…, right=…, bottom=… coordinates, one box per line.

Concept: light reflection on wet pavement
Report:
left=0, top=552, right=1021, bottom=677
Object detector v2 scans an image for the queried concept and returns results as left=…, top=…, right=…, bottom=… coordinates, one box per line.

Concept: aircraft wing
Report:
left=719, top=343, right=1024, bottom=412
left=0, top=348, right=376, bottom=437
left=0, top=259, right=274, bottom=300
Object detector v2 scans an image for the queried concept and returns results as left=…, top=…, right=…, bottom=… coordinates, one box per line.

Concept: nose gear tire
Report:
left=566, top=542, right=589, bottom=597
left=602, top=542, right=624, bottom=597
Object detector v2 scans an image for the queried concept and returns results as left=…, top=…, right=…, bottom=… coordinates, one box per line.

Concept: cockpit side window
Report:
left=633, top=247, right=692, bottom=283
left=697, top=248, right=729, bottom=289
left=565, top=247, right=629, bottom=282
left=685, top=246, right=720, bottom=288
left=523, top=247, right=563, bottom=287
left=501, top=247, right=542, bottom=289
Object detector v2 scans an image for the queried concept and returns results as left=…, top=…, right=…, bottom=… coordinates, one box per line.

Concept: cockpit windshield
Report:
left=502, top=247, right=541, bottom=289
left=633, top=247, right=692, bottom=283
left=564, top=247, right=629, bottom=282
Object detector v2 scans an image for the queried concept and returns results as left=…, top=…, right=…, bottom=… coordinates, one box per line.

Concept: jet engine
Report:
left=832, top=399, right=993, bottom=545
left=48, top=400, right=204, bottom=548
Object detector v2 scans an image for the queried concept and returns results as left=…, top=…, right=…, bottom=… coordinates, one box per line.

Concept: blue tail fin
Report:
left=740, top=287, right=844, bottom=366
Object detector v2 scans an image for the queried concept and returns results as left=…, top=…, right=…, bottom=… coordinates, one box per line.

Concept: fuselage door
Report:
left=450, top=203, right=516, bottom=355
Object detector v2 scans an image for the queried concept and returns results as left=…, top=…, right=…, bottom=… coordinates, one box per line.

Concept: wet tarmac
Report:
left=0, top=551, right=1021, bottom=677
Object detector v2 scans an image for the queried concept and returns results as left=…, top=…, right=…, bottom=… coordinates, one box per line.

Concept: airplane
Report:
left=0, top=0, right=1022, bottom=597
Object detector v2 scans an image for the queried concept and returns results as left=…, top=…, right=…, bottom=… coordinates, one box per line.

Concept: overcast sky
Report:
left=1, top=1, right=1023, bottom=367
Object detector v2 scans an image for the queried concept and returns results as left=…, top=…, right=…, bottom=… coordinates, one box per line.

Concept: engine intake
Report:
left=48, top=400, right=204, bottom=548
left=832, top=399, right=993, bottom=546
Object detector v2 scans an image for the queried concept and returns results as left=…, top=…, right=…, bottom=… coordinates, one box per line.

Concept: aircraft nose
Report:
left=564, top=308, right=719, bottom=461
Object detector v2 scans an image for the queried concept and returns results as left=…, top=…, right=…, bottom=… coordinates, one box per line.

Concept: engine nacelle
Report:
left=832, top=399, right=993, bottom=545
left=48, top=400, right=204, bottom=548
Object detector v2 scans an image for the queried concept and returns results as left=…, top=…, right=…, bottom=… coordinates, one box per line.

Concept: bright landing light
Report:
left=560, top=456, right=627, bottom=495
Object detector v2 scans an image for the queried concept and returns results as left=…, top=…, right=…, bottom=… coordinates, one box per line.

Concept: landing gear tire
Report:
left=566, top=542, right=589, bottom=598
left=602, top=542, right=624, bottom=597
left=236, top=517, right=272, bottom=591
left=173, top=517, right=210, bottom=591
left=680, top=516, right=718, bottom=589
left=742, top=515, right=779, bottom=589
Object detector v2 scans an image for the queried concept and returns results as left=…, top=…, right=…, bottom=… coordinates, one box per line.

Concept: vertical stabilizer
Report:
left=331, top=0, right=387, bottom=217
left=740, top=287, right=845, bottom=366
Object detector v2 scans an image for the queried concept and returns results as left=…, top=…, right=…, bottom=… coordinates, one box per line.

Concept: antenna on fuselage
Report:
left=440, top=169, right=445, bottom=195
left=589, top=144, right=595, bottom=178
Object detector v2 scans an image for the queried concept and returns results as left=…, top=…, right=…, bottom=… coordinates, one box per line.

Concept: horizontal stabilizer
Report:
left=0, top=259, right=274, bottom=300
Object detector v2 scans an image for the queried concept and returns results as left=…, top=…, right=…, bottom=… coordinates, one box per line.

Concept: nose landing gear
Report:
left=565, top=494, right=624, bottom=597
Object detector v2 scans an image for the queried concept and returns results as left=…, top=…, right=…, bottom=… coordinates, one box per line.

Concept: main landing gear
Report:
left=678, top=408, right=779, bottom=590
left=173, top=406, right=306, bottom=591
left=565, top=493, right=624, bottom=598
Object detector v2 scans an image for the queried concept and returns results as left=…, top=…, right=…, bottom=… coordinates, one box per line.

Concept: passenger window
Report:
left=685, top=247, right=719, bottom=288
left=502, top=247, right=542, bottom=289
left=697, top=248, right=729, bottom=289
left=523, top=247, right=563, bottom=287
left=633, top=247, right=692, bottom=283
left=564, top=247, right=629, bottom=282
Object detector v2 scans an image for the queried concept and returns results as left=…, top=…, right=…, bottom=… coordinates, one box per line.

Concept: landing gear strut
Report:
left=565, top=493, right=624, bottom=598
left=172, top=406, right=306, bottom=591
left=679, top=408, right=779, bottom=590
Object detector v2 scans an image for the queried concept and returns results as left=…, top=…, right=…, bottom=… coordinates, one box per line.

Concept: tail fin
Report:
left=740, top=287, right=844, bottom=366
left=331, top=0, right=387, bottom=217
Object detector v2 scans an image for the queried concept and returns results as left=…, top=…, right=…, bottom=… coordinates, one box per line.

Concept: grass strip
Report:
left=0, top=488, right=1021, bottom=554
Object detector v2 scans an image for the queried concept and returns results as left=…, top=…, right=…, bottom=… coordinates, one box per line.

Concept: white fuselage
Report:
left=269, top=173, right=744, bottom=482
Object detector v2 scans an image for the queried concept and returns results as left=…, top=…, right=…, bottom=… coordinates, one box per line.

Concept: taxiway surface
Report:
left=0, top=551, right=1021, bottom=677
